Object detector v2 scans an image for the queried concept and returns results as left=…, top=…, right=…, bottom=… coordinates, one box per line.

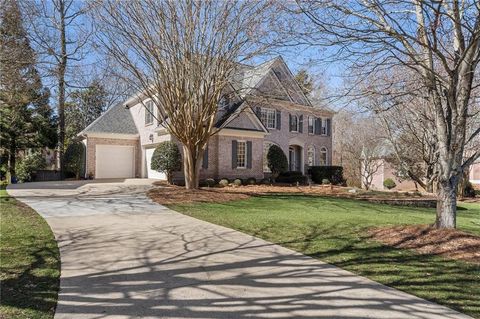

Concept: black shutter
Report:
left=232, top=140, right=237, bottom=169
left=299, top=115, right=303, bottom=133
left=327, top=118, right=331, bottom=136
left=202, top=145, right=209, bottom=169
left=289, top=114, right=292, bottom=132
left=315, top=118, right=321, bottom=135
left=276, top=110, right=281, bottom=130
left=246, top=141, right=252, bottom=168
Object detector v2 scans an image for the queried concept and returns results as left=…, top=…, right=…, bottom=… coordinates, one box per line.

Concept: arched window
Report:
left=320, top=147, right=328, bottom=165
left=307, top=145, right=315, bottom=166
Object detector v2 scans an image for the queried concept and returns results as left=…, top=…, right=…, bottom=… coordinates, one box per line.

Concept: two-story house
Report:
left=78, top=56, right=334, bottom=181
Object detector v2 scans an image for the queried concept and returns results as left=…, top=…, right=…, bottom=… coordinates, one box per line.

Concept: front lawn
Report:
left=169, top=195, right=480, bottom=318
left=0, top=188, right=60, bottom=319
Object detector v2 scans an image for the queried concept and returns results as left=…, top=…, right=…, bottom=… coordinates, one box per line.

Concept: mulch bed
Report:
left=369, top=225, right=480, bottom=264
left=148, top=183, right=437, bottom=206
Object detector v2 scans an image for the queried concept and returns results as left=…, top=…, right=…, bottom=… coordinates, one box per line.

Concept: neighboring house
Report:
left=78, top=56, right=334, bottom=181
left=468, top=159, right=480, bottom=189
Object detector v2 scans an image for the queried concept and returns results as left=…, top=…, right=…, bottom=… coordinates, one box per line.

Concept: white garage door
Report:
left=146, top=148, right=166, bottom=180
left=96, top=145, right=135, bottom=179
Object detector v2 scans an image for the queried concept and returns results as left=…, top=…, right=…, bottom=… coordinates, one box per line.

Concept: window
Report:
left=260, top=108, right=276, bottom=129
left=320, top=147, right=328, bottom=165
left=308, top=116, right=314, bottom=134
left=321, top=118, right=327, bottom=135
left=237, top=141, right=247, bottom=168
left=218, top=95, right=230, bottom=110
left=307, top=145, right=315, bottom=166
left=290, top=114, right=298, bottom=132
left=145, top=101, right=154, bottom=125
left=263, top=142, right=274, bottom=172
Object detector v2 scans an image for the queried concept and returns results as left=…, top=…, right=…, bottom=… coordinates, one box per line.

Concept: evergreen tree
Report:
left=0, top=0, right=54, bottom=181
left=294, top=69, right=314, bottom=96
left=66, top=80, right=106, bottom=146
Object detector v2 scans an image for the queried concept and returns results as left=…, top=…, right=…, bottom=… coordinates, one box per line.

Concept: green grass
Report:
left=0, top=187, right=60, bottom=319
left=170, top=195, right=480, bottom=318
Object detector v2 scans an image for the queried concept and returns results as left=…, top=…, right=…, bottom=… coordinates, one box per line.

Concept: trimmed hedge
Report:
left=308, top=166, right=345, bottom=185
left=276, top=171, right=308, bottom=184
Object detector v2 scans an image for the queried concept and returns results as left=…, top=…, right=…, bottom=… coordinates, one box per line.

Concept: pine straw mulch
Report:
left=369, top=225, right=480, bottom=265
left=148, top=182, right=437, bottom=205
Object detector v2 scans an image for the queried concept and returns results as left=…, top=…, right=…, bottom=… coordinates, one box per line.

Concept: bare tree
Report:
left=22, top=0, right=94, bottom=177
left=93, top=0, right=274, bottom=189
left=297, top=0, right=480, bottom=228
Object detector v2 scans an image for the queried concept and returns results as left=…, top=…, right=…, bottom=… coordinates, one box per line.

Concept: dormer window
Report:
left=218, top=95, right=230, bottom=110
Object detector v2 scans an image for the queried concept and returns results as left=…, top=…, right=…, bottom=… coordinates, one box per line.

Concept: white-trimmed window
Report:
left=237, top=141, right=247, bottom=168
left=260, top=108, right=276, bottom=129
left=320, top=147, right=328, bottom=165
left=263, top=142, right=273, bottom=172
left=307, top=145, right=315, bottom=166
left=145, top=101, right=154, bottom=125
left=321, top=118, right=327, bottom=135
left=290, top=114, right=299, bottom=132
left=308, top=116, right=315, bottom=134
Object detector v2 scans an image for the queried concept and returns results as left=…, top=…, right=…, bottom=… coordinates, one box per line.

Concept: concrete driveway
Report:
left=8, top=180, right=471, bottom=319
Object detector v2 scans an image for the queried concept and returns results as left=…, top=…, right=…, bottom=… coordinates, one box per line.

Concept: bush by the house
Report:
left=204, top=178, right=215, bottom=187
left=151, top=141, right=182, bottom=184
left=308, top=166, right=345, bottom=185
left=245, top=177, right=256, bottom=185
left=322, top=178, right=330, bottom=185
left=16, top=152, right=47, bottom=182
left=233, top=178, right=242, bottom=186
left=267, top=145, right=288, bottom=181
left=65, top=141, right=85, bottom=179
left=276, top=171, right=308, bottom=185
left=260, top=178, right=272, bottom=185
left=383, top=178, right=397, bottom=190
left=218, top=178, right=229, bottom=187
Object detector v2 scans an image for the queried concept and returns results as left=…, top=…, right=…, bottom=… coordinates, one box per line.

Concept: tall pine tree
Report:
left=0, top=0, right=55, bottom=181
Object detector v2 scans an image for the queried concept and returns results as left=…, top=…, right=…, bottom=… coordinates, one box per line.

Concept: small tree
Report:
left=267, top=145, right=288, bottom=182
left=383, top=178, right=396, bottom=190
left=16, top=151, right=47, bottom=182
left=151, top=141, right=181, bottom=184
left=65, top=141, right=85, bottom=179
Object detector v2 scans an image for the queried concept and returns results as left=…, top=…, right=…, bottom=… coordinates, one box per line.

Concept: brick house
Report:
left=78, top=56, right=334, bottom=181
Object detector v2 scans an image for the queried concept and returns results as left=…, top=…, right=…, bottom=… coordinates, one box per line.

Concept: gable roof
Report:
left=79, top=103, right=138, bottom=136
left=215, top=101, right=268, bottom=133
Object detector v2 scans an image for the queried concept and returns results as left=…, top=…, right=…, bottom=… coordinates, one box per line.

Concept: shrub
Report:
left=233, top=178, right=242, bottom=186
left=65, top=141, right=86, bottom=179
left=16, top=152, right=47, bottom=182
left=218, top=178, right=229, bottom=187
left=276, top=171, right=307, bottom=185
left=204, top=178, right=215, bottom=187
left=383, top=178, right=397, bottom=190
left=322, top=178, right=330, bottom=185
left=0, top=180, right=8, bottom=189
left=267, top=145, right=288, bottom=181
left=308, top=166, right=345, bottom=185
left=245, top=177, right=256, bottom=185
left=260, top=178, right=271, bottom=185
left=463, top=182, right=476, bottom=198
left=151, top=141, right=182, bottom=184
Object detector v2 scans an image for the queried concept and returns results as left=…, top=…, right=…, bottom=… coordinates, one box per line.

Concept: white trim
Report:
left=86, top=132, right=139, bottom=140
left=217, top=128, right=267, bottom=138
left=236, top=140, right=247, bottom=169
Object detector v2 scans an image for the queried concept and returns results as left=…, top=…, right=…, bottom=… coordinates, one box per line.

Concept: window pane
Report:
left=237, top=141, right=246, bottom=168
left=145, top=101, right=154, bottom=125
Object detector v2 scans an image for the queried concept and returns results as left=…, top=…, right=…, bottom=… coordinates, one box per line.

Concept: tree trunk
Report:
left=182, top=145, right=203, bottom=189
left=435, top=180, right=457, bottom=229
left=58, top=0, right=67, bottom=179
left=7, top=139, right=16, bottom=183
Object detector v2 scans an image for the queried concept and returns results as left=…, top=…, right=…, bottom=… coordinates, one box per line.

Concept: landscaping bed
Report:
left=149, top=183, right=437, bottom=207
left=0, top=188, right=60, bottom=319
left=370, top=225, right=480, bottom=264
